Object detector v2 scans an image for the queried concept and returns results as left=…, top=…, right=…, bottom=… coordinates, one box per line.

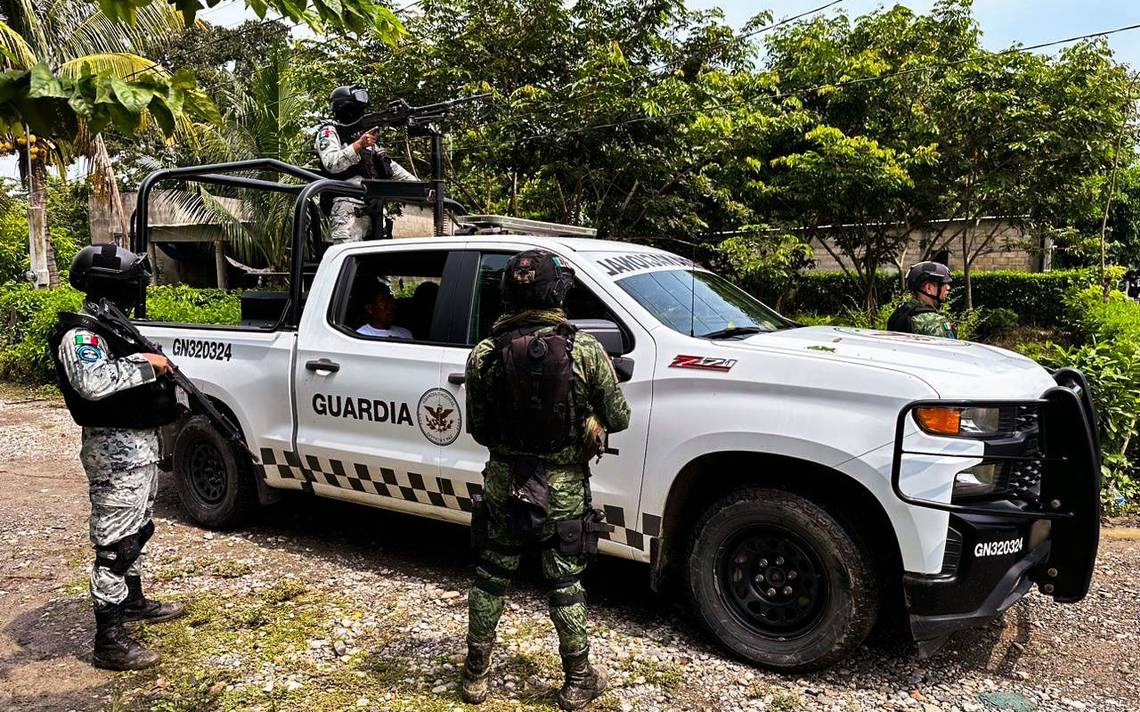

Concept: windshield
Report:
left=614, top=269, right=791, bottom=338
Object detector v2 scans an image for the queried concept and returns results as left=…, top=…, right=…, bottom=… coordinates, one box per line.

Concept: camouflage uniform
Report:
left=888, top=299, right=957, bottom=339
left=58, top=315, right=161, bottom=607
left=464, top=309, right=631, bottom=655
left=314, top=124, right=417, bottom=243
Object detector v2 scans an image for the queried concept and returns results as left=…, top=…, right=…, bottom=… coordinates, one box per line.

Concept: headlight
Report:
left=953, top=462, right=1004, bottom=499
left=914, top=406, right=1006, bottom=437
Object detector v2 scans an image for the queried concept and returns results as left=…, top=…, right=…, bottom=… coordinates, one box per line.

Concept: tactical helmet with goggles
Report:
left=500, top=250, right=575, bottom=311
left=905, top=261, right=952, bottom=294
left=69, top=244, right=151, bottom=311
left=330, top=85, right=369, bottom=124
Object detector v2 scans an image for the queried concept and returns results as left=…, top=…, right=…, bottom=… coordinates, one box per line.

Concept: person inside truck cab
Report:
left=356, top=282, right=412, bottom=339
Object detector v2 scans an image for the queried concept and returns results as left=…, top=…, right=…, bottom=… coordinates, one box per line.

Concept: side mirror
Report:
left=570, top=319, right=626, bottom=356
left=612, top=356, right=635, bottom=383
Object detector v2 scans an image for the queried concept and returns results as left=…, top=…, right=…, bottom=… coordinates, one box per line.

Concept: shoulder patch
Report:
left=75, top=343, right=104, bottom=363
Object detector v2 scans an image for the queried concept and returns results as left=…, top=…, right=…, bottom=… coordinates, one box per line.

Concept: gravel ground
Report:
left=0, top=386, right=1137, bottom=712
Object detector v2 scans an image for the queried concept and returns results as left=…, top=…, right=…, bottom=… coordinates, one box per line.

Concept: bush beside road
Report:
left=0, top=388, right=1136, bottom=712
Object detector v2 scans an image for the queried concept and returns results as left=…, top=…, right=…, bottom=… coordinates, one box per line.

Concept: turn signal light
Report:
left=914, top=406, right=962, bottom=436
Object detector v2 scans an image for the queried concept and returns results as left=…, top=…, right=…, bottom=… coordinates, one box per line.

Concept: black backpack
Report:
left=481, top=323, right=581, bottom=453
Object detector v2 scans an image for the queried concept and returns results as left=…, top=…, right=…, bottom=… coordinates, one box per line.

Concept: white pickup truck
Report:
left=131, top=162, right=1102, bottom=671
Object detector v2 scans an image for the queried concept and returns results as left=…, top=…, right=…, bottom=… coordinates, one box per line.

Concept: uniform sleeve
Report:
left=464, top=340, right=492, bottom=443
left=586, top=341, right=631, bottom=434
left=911, top=311, right=956, bottom=339
left=59, top=328, right=156, bottom=401
left=389, top=158, right=418, bottom=182
left=316, top=125, right=360, bottom=175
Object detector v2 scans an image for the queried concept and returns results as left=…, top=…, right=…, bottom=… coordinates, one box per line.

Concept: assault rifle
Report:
left=338, top=93, right=491, bottom=135
left=93, top=298, right=260, bottom=464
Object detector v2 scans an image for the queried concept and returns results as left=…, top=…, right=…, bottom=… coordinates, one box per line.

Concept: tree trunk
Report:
left=27, top=154, right=51, bottom=289
left=93, top=134, right=130, bottom=248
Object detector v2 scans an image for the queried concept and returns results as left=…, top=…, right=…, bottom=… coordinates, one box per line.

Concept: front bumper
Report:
left=892, top=369, right=1102, bottom=647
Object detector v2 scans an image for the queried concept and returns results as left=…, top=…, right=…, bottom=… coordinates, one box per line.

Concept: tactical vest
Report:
left=48, top=311, right=179, bottom=429
left=886, top=300, right=936, bottom=334
left=477, top=322, right=583, bottom=453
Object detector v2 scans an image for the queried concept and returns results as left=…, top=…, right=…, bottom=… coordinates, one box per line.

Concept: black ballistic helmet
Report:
left=69, top=244, right=151, bottom=310
left=501, top=249, right=575, bottom=311
left=330, top=84, right=369, bottom=124
left=905, top=261, right=952, bottom=293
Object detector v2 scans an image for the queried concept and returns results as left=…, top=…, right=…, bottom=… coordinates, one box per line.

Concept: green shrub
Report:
left=748, top=269, right=1101, bottom=326
left=0, top=284, right=240, bottom=384
left=1018, top=282, right=1140, bottom=509
left=146, top=285, right=240, bottom=325
left=0, top=284, right=83, bottom=383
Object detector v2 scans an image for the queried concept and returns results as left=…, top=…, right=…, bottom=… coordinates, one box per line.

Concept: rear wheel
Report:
left=173, top=415, right=258, bottom=528
left=685, top=487, right=879, bottom=671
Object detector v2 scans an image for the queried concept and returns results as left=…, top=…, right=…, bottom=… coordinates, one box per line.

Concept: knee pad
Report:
left=94, top=530, right=144, bottom=576
left=138, top=520, right=155, bottom=548
left=547, top=576, right=585, bottom=608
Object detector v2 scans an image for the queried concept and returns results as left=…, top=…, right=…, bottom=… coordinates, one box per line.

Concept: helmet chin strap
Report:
left=918, top=283, right=944, bottom=308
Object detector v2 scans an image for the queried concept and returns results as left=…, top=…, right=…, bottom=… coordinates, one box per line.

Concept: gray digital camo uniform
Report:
left=315, top=124, right=418, bottom=243
left=58, top=322, right=161, bottom=607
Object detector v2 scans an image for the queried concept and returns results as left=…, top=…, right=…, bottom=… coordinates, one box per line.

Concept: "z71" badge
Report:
left=669, top=355, right=737, bottom=372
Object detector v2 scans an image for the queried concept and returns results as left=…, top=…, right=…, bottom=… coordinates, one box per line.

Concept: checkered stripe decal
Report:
left=258, top=448, right=660, bottom=553
left=259, top=448, right=481, bottom=512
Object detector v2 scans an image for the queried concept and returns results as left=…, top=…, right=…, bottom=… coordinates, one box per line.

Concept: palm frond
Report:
left=57, top=52, right=170, bottom=80
left=0, top=19, right=38, bottom=69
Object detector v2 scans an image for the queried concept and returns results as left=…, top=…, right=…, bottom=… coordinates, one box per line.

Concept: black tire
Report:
left=172, top=415, right=258, bottom=528
left=685, top=487, right=879, bottom=671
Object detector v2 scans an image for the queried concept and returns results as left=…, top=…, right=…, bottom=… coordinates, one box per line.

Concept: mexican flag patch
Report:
left=74, top=333, right=99, bottom=347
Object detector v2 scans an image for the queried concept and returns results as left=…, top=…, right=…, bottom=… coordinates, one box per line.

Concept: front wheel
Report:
left=685, top=488, right=879, bottom=671
left=173, top=415, right=258, bottom=528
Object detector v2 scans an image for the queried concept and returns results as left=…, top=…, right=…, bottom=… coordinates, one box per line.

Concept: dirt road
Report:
left=0, top=389, right=1136, bottom=711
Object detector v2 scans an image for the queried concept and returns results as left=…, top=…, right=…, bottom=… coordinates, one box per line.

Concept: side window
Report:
left=467, top=252, right=626, bottom=345
left=329, top=251, right=448, bottom=342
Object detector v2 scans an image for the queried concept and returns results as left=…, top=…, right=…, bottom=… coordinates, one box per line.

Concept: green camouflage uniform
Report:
left=892, top=299, right=956, bottom=339
left=464, top=309, right=630, bottom=654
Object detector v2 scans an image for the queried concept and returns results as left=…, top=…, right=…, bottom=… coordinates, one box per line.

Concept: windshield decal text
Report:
left=598, top=252, right=695, bottom=277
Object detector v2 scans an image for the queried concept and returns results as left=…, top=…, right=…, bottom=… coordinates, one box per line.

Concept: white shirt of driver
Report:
left=356, top=324, right=413, bottom=339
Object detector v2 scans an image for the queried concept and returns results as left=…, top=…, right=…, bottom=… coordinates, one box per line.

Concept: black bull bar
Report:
left=891, top=368, right=1102, bottom=603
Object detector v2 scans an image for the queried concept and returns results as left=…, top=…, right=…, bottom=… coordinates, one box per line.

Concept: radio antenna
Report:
left=689, top=233, right=699, bottom=338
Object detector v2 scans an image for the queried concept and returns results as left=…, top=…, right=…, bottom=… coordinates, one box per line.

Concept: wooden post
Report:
left=214, top=239, right=227, bottom=289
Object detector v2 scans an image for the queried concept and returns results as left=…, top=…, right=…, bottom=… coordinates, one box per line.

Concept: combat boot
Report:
left=557, top=646, right=607, bottom=711
left=92, top=604, right=161, bottom=671
left=459, top=638, right=495, bottom=704
left=122, top=575, right=185, bottom=624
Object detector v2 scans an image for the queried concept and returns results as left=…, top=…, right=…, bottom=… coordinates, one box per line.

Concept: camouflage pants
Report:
left=467, top=464, right=590, bottom=655
left=329, top=198, right=370, bottom=244
left=85, top=462, right=158, bottom=606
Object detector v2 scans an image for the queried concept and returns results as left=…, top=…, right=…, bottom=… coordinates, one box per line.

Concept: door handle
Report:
left=447, top=372, right=466, bottom=385
left=306, top=358, right=340, bottom=373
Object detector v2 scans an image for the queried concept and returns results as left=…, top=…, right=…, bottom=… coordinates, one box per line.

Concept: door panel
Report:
left=439, top=249, right=655, bottom=560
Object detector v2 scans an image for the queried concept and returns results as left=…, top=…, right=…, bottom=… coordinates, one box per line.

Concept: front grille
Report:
left=996, top=404, right=1042, bottom=505
left=940, top=526, right=963, bottom=575
left=999, top=404, right=1040, bottom=435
